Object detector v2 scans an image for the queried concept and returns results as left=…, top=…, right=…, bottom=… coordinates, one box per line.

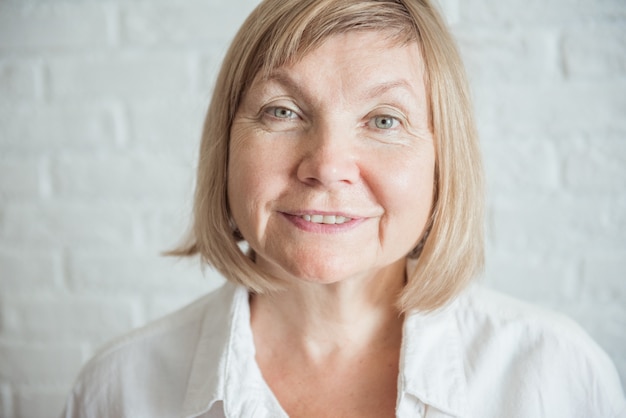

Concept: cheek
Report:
left=369, top=150, right=435, bottom=238
left=228, top=149, right=263, bottom=203
left=228, top=148, right=263, bottom=226
left=227, top=136, right=292, bottom=236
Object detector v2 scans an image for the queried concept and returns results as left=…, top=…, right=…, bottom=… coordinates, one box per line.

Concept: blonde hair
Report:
left=171, top=0, right=484, bottom=312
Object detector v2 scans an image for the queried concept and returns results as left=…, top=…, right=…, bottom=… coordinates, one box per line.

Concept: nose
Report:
left=296, top=126, right=360, bottom=188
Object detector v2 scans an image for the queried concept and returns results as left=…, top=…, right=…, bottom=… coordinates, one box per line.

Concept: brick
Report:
left=0, top=156, right=45, bottom=200
left=489, top=195, right=623, bottom=255
left=561, top=303, right=626, bottom=384
left=581, top=254, right=626, bottom=303
left=0, top=249, right=63, bottom=292
left=120, top=1, right=255, bottom=46
left=14, top=386, right=69, bottom=418
left=196, top=51, right=228, bottom=94
left=483, top=252, right=577, bottom=305
left=139, top=207, right=194, bottom=252
left=0, top=342, right=84, bottom=386
left=482, top=139, right=560, bottom=194
left=67, top=250, right=209, bottom=295
left=456, top=28, right=559, bottom=83
left=0, top=3, right=113, bottom=50
left=600, top=198, right=626, bottom=258
left=145, top=287, right=224, bottom=323
left=0, top=383, right=12, bottom=418
left=608, top=197, right=626, bottom=238
left=127, top=99, right=206, bottom=156
left=459, top=0, right=626, bottom=24
left=562, top=139, right=626, bottom=193
left=51, top=152, right=194, bottom=202
left=122, top=0, right=252, bottom=47
left=48, top=52, right=192, bottom=101
left=0, top=103, right=121, bottom=153
left=475, top=81, right=626, bottom=141
left=0, top=61, right=41, bottom=103
left=562, top=24, right=626, bottom=79
left=436, top=0, right=461, bottom=25
left=1, top=295, right=140, bottom=346
left=0, top=203, right=136, bottom=250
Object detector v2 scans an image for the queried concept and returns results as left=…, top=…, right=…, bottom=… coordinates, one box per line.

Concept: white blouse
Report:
left=62, top=280, right=626, bottom=417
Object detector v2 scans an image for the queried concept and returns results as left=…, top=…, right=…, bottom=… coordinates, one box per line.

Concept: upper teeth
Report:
left=301, top=214, right=352, bottom=224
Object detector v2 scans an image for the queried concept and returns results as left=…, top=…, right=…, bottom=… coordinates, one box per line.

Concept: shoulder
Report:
left=83, top=281, right=236, bottom=370
left=62, top=282, right=237, bottom=418
left=452, top=285, right=626, bottom=417
left=455, top=284, right=598, bottom=353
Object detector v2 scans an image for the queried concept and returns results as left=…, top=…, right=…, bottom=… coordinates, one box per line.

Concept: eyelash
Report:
left=263, top=106, right=299, bottom=120
left=261, top=105, right=406, bottom=134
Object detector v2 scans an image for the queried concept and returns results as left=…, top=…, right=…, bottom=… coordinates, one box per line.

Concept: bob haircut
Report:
left=172, top=0, right=484, bottom=312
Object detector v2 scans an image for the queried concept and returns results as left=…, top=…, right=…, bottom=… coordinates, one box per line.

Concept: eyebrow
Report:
left=263, top=71, right=310, bottom=101
left=364, top=80, right=418, bottom=102
left=263, top=70, right=418, bottom=104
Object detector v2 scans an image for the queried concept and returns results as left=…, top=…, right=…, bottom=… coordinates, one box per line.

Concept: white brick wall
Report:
left=0, top=0, right=624, bottom=416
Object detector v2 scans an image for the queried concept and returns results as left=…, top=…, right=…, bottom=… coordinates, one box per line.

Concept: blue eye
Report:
left=373, top=115, right=398, bottom=129
left=270, top=107, right=295, bottom=119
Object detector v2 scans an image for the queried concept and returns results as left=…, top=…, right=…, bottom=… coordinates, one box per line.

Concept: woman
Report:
left=63, top=0, right=625, bottom=417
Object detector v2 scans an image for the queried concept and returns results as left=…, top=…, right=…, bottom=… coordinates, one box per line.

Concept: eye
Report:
left=266, top=107, right=297, bottom=119
left=372, top=115, right=399, bottom=130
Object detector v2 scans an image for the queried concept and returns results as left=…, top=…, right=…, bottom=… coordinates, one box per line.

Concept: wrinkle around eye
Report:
left=363, top=118, right=432, bottom=148
left=255, top=104, right=308, bottom=133
left=363, top=110, right=407, bottom=140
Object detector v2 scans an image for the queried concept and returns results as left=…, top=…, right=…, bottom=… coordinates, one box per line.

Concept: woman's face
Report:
left=228, top=30, right=435, bottom=285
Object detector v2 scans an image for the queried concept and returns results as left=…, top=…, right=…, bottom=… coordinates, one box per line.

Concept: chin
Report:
left=259, top=255, right=364, bottom=285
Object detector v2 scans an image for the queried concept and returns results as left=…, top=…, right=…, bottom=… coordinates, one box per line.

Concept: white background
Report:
left=0, top=0, right=624, bottom=416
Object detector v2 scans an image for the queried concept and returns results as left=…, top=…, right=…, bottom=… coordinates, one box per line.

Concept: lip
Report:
left=280, top=210, right=366, bottom=233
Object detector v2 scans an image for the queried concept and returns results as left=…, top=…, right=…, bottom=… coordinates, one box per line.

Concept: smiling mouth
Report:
left=299, top=214, right=353, bottom=225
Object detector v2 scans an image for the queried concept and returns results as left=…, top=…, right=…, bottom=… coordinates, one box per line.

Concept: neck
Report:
left=250, top=258, right=406, bottom=360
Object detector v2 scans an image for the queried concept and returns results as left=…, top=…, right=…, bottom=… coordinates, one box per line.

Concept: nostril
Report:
left=296, top=148, right=359, bottom=187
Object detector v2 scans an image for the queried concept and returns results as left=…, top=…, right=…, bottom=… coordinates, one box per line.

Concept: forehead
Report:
left=250, top=31, right=427, bottom=101
left=264, top=28, right=422, bottom=75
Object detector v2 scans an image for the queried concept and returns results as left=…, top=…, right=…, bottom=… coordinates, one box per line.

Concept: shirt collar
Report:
left=399, top=294, right=470, bottom=417
left=181, top=282, right=286, bottom=417
left=181, top=282, right=239, bottom=417
left=180, top=278, right=471, bottom=417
